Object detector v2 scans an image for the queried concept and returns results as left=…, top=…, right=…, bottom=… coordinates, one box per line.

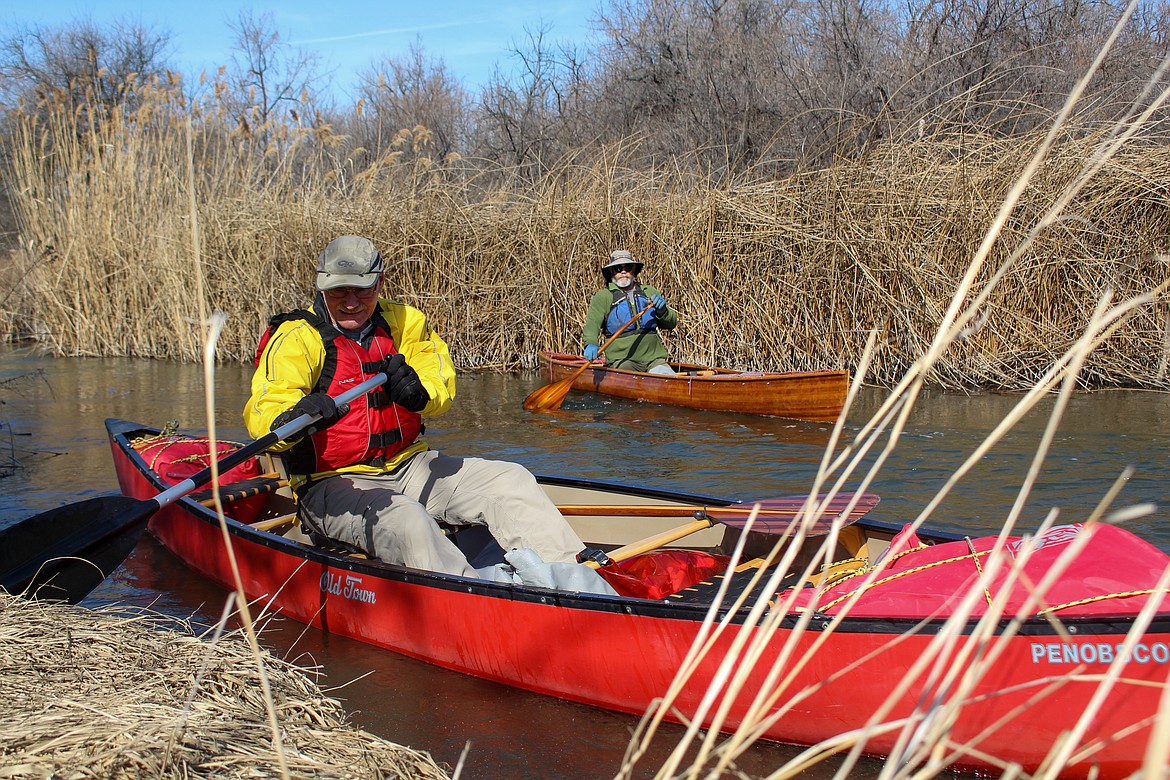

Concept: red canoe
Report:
left=538, top=351, right=849, bottom=421
left=107, top=418, right=1170, bottom=778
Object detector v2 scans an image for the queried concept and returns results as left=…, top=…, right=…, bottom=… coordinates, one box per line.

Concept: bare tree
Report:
left=892, top=0, right=1165, bottom=135
left=585, top=0, right=1170, bottom=175
left=591, top=0, right=803, bottom=175
left=0, top=17, right=175, bottom=248
left=220, top=10, right=326, bottom=147
left=353, top=40, right=470, bottom=162
left=775, top=0, right=899, bottom=163
left=0, top=17, right=173, bottom=110
left=471, top=24, right=594, bottom=178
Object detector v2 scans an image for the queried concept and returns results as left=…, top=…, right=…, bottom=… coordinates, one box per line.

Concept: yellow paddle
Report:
left=524, top=302, right=654, bottom=411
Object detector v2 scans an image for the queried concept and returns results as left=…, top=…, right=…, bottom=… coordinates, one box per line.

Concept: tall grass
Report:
left=617, top=11, right=1170, bottom=778
left=3, top=17, right=1169, bottom=779
left=2, top=72, right=1169, bottom=389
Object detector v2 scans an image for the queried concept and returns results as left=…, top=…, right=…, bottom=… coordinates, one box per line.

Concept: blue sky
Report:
left=5, top=1, right=603, bottom=101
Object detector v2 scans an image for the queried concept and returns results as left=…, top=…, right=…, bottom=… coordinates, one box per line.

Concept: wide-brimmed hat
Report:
left=316, top=235, right=384, bottom=290
left=602, top=249, right=643, bottom=278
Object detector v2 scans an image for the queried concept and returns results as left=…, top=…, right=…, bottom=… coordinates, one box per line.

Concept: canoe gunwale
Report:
left=105, top=418, right=1158, bottom=636
left=537, top=351, right=849, bottom=420
left=541, top=352, right=849, bottom=381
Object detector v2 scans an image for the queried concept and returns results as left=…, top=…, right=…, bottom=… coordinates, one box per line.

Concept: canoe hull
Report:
left=538, top=352, right=848, bottom=421
left=107, top=418, right=1170, bottom=778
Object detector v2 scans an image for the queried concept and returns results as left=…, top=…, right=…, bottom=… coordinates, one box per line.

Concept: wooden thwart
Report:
left=251, top=514, right=298, bottom=532
left=585, top=517, right=716, bottom=569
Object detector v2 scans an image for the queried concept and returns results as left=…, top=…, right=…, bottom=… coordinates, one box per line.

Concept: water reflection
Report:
left=2, top=347, right=1168, bottom=779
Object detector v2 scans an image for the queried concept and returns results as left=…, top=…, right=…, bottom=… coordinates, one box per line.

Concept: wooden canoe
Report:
left=105, top=416, right=1170, bottom=779
left=538, top=351, right=848, bottom=421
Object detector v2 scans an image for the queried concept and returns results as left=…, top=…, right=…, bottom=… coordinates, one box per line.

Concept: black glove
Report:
left=383, top=353, right=429, bottom=412
left=271, top=392, right=348, bottom=437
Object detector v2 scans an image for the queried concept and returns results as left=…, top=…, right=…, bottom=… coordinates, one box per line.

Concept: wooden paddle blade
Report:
left=525, top=303, right=653, bottom=413
left=710, top=492, right=881, bottom=535
left=0, top=495, right=155, bottom=603
left=523, top=376, right=575, bottom=411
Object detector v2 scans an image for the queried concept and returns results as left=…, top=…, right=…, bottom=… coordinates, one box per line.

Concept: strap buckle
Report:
left=576, top=548, right=614, bottom=567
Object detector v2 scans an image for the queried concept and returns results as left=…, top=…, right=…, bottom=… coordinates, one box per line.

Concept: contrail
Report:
left=292, top=21, right=472, bottom=45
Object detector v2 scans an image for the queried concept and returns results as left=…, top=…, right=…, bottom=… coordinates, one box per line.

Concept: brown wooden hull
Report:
left=539, top=352, right=849, bottom=421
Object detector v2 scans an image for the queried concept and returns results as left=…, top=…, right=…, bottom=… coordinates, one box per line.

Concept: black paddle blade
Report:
left=0, top=495, right=156, bottom=603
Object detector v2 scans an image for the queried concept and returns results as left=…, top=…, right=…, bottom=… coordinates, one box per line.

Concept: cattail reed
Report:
left=2, top=76, right=1169, bottom=389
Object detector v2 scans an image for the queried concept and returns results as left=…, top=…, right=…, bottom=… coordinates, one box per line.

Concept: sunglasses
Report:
left=324, top=286, right=379, bottom=300
left=610, top=264, right=638, bottom=274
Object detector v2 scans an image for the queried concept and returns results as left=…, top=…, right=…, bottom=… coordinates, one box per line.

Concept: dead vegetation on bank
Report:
left=1, top=78, right=1169, bottom=390
left=0, top=594, right=452, bottom=780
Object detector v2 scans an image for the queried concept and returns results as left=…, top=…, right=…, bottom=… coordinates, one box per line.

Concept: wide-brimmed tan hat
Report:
left=602, top=249, right=643, bottom=278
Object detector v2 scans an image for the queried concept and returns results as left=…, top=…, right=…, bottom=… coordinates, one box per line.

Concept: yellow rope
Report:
left=1038, top=590, right=1160, bottom=615
left=819, top=547, right=994, bottom=612
left=812, top=543, right=1160, bottom=617
left=965, top=536, right=994, bottom=607
left=130, top=434, right=245, bottom=472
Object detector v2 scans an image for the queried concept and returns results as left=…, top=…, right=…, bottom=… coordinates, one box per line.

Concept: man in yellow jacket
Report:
left=246, top=235, right=588, bottom=578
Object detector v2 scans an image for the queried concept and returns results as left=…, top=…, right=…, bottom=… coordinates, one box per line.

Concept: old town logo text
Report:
left=320, top=572, right=377, bottom=604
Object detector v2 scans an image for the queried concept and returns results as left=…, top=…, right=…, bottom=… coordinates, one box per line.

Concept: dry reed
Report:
left=2, top=78, right=1169, bottom=389
left=2, top=13, right=1170, bottom=780
left=0, top=593, right=452, bottom=779
left=612, top=11, right=1170, bottom=779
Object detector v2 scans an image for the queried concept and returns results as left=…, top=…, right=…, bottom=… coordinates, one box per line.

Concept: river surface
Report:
left=2, top=345, right=1168, bottom=779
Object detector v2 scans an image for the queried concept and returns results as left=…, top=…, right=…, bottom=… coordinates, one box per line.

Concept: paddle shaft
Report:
left=523, top=302, right=656, bottom=411
left=582, top=301, right=655, bottom=368
left=547, top=302, right=655, bottom=390
left=557, top=492, right=880, bottom=523
left=0, top=372, right=391, bottom=600
left=559, top=504, right=828, bottom=517
left=152, top=373, right=387, bottom=511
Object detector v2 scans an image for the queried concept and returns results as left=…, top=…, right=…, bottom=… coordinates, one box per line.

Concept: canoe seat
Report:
left=667, top=556, right=872, bottom=606
left=667, top=558, right=776, bottom=605
left=308, top=536, right=369, bottom=559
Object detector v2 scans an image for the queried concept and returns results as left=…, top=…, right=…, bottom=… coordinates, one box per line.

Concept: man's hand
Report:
left=583, top=344, right=600, bottom=361
left=383, top=354, right=429, bottom=412
left=271, top=392, right=348, bottom=438
left=651, top=294, right=668, bottom=316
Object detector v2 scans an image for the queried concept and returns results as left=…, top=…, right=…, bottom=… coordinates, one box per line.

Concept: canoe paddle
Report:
left=524, top=302, right=655, bottom=412
left=558, top=491, right=881, bottom=534
left=0, top=373, right=388, bottom=604
left=579, top=492, right=880, bottom=568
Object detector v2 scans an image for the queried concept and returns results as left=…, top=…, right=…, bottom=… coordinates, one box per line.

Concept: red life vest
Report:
left=257, top=304, right=423, bottom=477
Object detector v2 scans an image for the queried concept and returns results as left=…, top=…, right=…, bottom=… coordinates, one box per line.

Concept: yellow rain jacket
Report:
left=245, top=298, right=456, bottom=489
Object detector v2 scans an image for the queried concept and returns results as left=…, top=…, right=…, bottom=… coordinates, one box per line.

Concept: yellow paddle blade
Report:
left=525, top=302, right=654, bottom=413
left=522, top=376, right=575, bottom=411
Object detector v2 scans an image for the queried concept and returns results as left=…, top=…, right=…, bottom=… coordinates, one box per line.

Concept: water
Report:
left=2, top=345, right=1168, bottom=778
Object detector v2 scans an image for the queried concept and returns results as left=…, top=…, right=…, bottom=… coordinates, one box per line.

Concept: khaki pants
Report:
left=297, top=451, right=585, bottom=577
